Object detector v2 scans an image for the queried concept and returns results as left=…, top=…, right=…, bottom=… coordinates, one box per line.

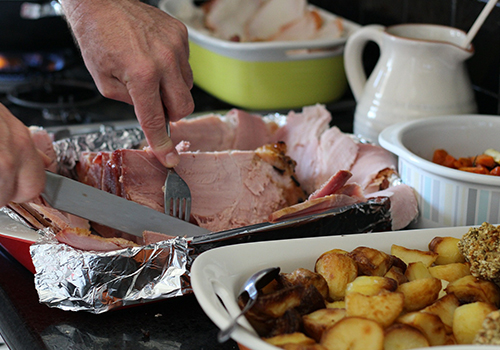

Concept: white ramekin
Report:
left=379, top=115, right=500, bottom=228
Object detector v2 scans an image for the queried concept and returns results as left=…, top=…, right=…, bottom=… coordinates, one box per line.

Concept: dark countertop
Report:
left=0, top=85, right=355, bottom=350
left=0, top=245, right=238, bottom=350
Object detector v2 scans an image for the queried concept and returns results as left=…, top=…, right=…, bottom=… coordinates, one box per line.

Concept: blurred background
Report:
left=308, top=0, right=500, bottom=116
left=0, top=0, right=498, bottom=130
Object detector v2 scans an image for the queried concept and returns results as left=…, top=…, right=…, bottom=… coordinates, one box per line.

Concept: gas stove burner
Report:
left=7, top=79, right=102, bottom=110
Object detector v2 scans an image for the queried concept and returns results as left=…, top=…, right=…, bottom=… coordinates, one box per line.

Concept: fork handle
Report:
left=165, top=109, right=171, bottom=137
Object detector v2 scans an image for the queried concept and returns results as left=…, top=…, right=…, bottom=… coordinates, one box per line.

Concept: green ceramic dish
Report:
left=159, top=0, right=360, bottom=110
left=189, top=41, right=347, bottom=110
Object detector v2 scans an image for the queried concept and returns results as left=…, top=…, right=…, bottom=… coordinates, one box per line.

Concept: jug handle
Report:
left=344, top=24, right=385, bottom=101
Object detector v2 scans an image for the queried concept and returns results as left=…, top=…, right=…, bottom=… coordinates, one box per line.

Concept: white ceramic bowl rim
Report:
left=378, top=115, right=500, bottom=186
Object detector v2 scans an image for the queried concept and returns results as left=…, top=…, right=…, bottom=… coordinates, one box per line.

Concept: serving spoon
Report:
left=461, top=0, right=498, bottom=49
left=218, top=266, right=281, bottom=343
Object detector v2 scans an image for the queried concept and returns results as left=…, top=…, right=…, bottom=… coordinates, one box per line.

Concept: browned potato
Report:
left=446, top=275, right=500, bottom=307
left=249, top=285, right=303, bottom=318
left=421, top=293, right=460, bottom=330
left=320, top=317, right=384, bottom=350
left=428, top=236, right=466, bottom=265
left=325, top=300, right=345, bottom=309
left=396, top=277, right=442, bottom=311
left=345, top=291, right=404, bottom=328
left=391, top=244, right=438, bottom=267
left=347, top=246, right=393, bottom=276
left=383, top=323, right=430, bottom=350
left=345, top=276, right=398, bottom=296
left=428, top=262, right=471, bottom=282
left=283, top=268, right=329, bottom=300
left=282, top=344, right=328, bottom=350
left=397, top=311, right=447, bottom=346
left=404, top=261, right=432, bottom=281
left=384, top=266, right=408, bottom=286
left=453, top=301, right=498, bottom=344
left=264, top=332, right=316, bottom=346
left=315, top=251, right=358, bottom=301
left=302, top=308, right=346, bottom=342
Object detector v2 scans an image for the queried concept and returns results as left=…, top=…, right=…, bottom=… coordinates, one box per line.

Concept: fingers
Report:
left=0, top=107, right=46, bottom=207
left=130, top=84, right=180, bottom=168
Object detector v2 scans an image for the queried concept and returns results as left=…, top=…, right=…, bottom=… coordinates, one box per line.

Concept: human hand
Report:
left=60, top=0, right=194, bottom=167
left=0, top=104, right=49, bottom=207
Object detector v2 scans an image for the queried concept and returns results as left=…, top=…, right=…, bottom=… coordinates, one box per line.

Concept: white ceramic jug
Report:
left=344, top=24, right=477, bottom=143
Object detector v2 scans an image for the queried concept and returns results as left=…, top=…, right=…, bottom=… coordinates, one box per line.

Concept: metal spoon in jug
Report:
left=218, top=266, right=281, bottom=343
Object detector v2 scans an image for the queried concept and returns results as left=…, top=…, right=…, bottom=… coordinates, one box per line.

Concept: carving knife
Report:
left=41, top=171, right=211, bottom=238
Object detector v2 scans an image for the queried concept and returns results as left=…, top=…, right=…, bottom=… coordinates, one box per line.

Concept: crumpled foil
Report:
left=26, top=124, right=199, bottom=314
left=30, top=227, right=192, bottom=314
left=52, top=125, right=144, bottom=178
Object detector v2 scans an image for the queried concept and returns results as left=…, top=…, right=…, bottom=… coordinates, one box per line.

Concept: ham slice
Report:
left=173, top=144, right=305, bottom=231
left=8, top=197, right=90, bottom=233
left=77, top=143, right=304, bottom=233
left=268, top=9, right=322, bottom=41
left=347, top=143, right=397, bottom=194
left=246, top=0, right=306, bottom=41
left=203, top=0, right=263, bottom=41
left=367, top=184, right=418, bottom=230
left=170, top=109, right=276, bottom=152
left=308, top=170, right=352, bottom=200
left=272, top=104, right=358, bottom=194
left=56, top=227, right=139, bottom=251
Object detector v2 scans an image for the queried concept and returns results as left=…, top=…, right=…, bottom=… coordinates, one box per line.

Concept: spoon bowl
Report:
left=217, top=266, right=281, bottom=343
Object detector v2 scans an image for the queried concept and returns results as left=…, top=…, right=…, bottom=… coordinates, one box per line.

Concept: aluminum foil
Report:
left=30, top=227, right=192, bottom=314
left=52, top=125, right=144, bottom=178
left=27, top=124, right=199, bottom=314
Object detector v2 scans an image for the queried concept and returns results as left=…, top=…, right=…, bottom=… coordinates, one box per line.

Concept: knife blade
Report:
left=41, top=171, right=211, bottom=238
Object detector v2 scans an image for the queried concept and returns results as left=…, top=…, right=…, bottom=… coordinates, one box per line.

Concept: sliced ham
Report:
left=174, top=144, right=305, bottom=231
left=143, top=231, right=177, bottom=245
left=268, top=9, right=322, bottom=42
left=8, top=197, right=90, bottom=233
left=246, top=0, right=306, bottom=41
left=309, top=170, right=352, bottom=200
left=203, top=0, right=263, bottom=41
left=77, top=143, right=304, bottom=233
left=347, top=143, right=397, bottom=194
left=269, top=193, right=362, bottom=222
left=56, top=227, right=139, bottom=251
left=272, top=104, right=358, bottom=194
left=367, top=184, right=418, bottom=230
left=170, top=109, right=276, bottom=152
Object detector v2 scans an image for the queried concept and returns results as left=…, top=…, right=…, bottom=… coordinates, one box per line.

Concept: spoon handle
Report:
left=217, top=298, right=256, bottom=343
left=462, top=0, right=498, bottom=48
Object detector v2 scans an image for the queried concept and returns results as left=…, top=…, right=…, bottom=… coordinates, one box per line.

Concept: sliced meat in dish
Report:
left=77, top=143, right=304, bottom=233
left=272, top=104, right=358, bottom=194
left=56, top=227, right=139, bottom=251
left=170, top=109, right=276, bottom=152
left=366, top=184, right=418, bottom=230
left=347, top=143, right=398, bottom=194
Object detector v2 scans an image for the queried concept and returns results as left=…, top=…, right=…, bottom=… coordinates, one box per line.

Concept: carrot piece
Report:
left=454, top=157, right=473, bottom=168
left=443, top=154, right=457, bottom=168
left=459, top=165, right=490, bottom=174
left=490, top=166, right=500, bottom=176
left=432, top=149, right=448, bottom=165
left=475, top=154, right=497, bottom=169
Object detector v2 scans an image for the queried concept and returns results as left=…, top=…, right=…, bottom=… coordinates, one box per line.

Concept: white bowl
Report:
left=379, top=115, right=500, bottom=228
left=191, top=225, right=493, bottom=349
